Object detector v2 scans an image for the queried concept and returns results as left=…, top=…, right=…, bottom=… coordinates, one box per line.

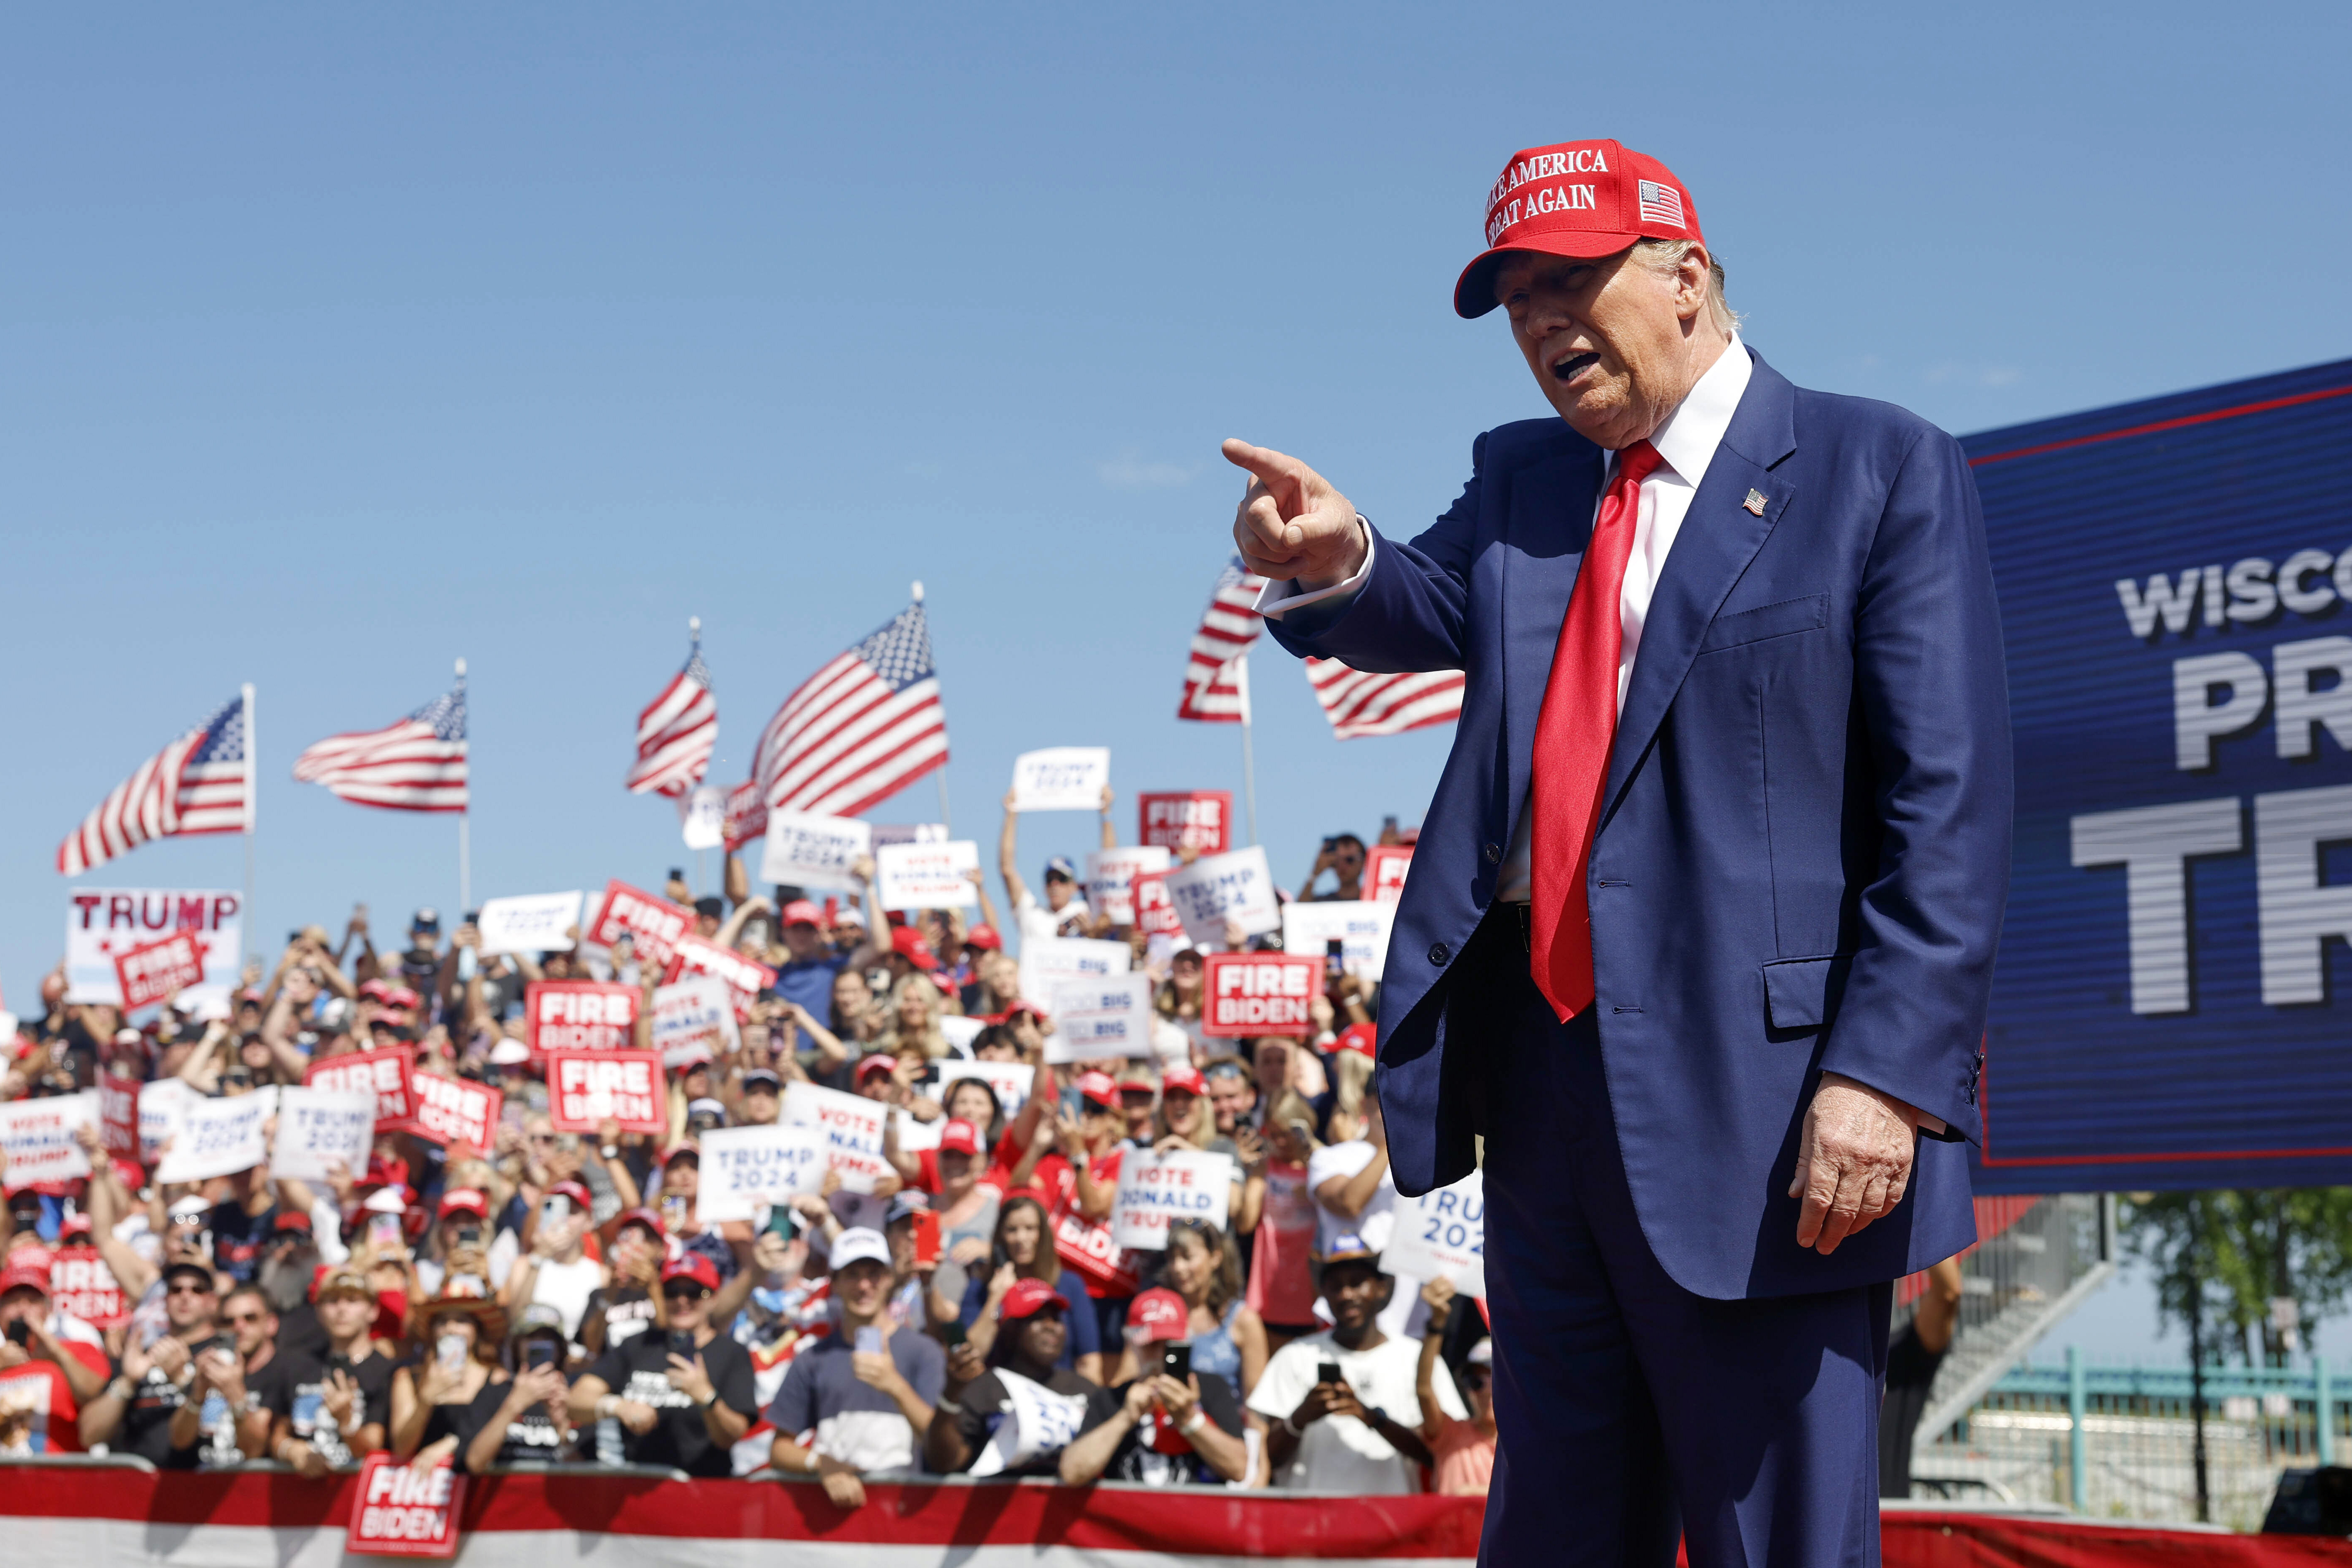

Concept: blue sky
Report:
left=7, top=4, right=2349, bottom=1354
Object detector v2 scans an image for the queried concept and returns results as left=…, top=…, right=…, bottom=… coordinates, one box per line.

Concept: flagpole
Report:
left=456, top=657, right=471, bottom=914
left=1235, top=652, right=1259, bottom=847
left=913, top=579, right=953, bottom=834
left=241, top=682, right=258, bottom=942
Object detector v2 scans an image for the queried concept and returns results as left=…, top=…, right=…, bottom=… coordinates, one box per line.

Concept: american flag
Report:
left=626, top=634, right=717, bottom=798
left=755, top=598, right=947, bottom=819
left=1636, top=179, right=1687, bottom=232
left=293, top=678, right=469, bottom=813
left=57, top=692, right=251, bottom=876
left=1177, top=556, right=1265, bottom=722
left=1305, top=657, right=1465, bottom=740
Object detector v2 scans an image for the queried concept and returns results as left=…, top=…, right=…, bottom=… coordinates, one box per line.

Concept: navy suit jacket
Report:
left=1265, top=350, right=2011, bottom=1300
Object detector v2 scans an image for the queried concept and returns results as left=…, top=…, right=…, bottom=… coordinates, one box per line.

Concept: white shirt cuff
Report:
left=1252, top=519, right=1374, bottom=620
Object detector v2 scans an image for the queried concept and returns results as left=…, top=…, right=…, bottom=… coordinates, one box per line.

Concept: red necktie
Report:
left=1529, top=440, right=1664, bottom=1022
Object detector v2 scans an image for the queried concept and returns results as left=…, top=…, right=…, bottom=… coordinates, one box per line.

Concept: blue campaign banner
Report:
left=1964, top=357, right=2352, bottom=1193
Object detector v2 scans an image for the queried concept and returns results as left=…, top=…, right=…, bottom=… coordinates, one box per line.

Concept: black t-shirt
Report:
left=254, top=1348, right=395, bottom=1469
left=586, top=1330, right=756, bottom=1477
left=209, top=1203, right=277, bottom=1283
left=273, top=1300, right=328, bottom=1364
left=116, top=1333, right=237, bottom=1469
left=458, top=1374, right=577, bottom=1467
left=582, top=1285, right=657, bottom=1354
left=1877, top=1322, right=1947, bottom=1498
left=1078, top=1373, right=1244, bottom=1485
left=940, top=1363, right=1098, bottom=1477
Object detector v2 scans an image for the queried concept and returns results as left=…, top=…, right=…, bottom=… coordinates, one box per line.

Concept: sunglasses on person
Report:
left=224, top=1308, right=269, bottom=1327
left=662, top=1284, right=712, bottom=1303
left=166, top=1281, right=216, bottom=1297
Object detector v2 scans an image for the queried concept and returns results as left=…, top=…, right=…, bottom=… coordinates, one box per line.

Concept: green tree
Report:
left=2123, top=1189, right=2352, bottom=1364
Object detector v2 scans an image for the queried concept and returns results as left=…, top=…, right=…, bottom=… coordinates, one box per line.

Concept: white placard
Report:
left=270, top=1087, right=378, bottom=1183
left=871, top=823, right=948, bottom=847
left=780, top=1080, right=892, bottom=1193
left=1018, top=935, right=1131, bottom=1015
left=1163, top=846, right=1280, bottom=943
left=939, top=1015, right=986, bottom=1059
left=1280, top=900, right=1395, bottom=983
left=759, top=810, right=873, bottom=892
left=678, top=785, right=726, bottom=851
left=65, top=888, right=244, bottom=1011
left=475, top=891, right=584, bottom=956
left=139, top=1078, right=194, bottom=1165
left=1379, top=1170, right=1487, bottom=1294
left=933, top=1058, right=1033, bottom=1118
left=696, top=1124, right=826, bottom=1223
left=892, top=1109, right=943, bottom=1152
left=1010, top=747, right=1111, bottom=813
left=1085, top=846, right=1171, bottom=927
left=1110, top=1148, right=1234, bottom=1250
left=650, top=976, right=740, bottom=1067
left=0, top=1092, right=99, bottom=1186
left=1046, top=973, right=1159, bottom=1062
left=875, top=841, right=980, bottom=911
left=154, top=1092, right=272, bottom=1184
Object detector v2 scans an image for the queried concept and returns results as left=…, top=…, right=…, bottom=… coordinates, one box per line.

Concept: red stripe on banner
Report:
left=1967, top=383, right=2352, bottom=468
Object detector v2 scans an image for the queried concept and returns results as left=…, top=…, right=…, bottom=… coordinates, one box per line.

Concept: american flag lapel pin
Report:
left=1742, top=488, right=1768, bottom=517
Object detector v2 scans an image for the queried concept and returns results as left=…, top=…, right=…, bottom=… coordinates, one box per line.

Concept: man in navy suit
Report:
left=1226, top=140, right=2010, bottom=1565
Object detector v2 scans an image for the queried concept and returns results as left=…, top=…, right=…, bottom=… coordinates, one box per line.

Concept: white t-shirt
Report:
left=524, top=1255, right=604, bottom=1339
left=1306, top=1141, right=1396, bottom=1255
left=1246, top=1329, right=1465, bottom=1494
left=1015, top=888, right=1091, bottom=945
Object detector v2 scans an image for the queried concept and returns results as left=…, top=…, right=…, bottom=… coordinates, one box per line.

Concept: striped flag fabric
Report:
left=1176, top=556, right=1265, bottom=722
left=57, top=694, right=251, bottom=876
left=1304, top=657, right=1465, bottom=740
left=754, top=598, right=947, bottom=820
left=626, top=635, right=717, bottom=798
left=293, top=678, right=469, bottom=812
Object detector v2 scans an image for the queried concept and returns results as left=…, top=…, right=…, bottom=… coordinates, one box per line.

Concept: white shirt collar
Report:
left=1635, top=334, right=1751, bottom=490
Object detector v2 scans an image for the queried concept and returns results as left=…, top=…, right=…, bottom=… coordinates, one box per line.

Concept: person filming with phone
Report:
left=767, top=1228, right=945, bottom=1508
left=570, top=1253, right=756, bottom=1477
left=1246, top=1238, right=1464, bottom=1493
left=1059, top=1287, right=1252, bottom=1488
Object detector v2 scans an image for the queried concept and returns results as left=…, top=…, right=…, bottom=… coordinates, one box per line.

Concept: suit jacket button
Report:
left=1428, top=942, right=1450, bottom=966
left=1483, top=843, right=1501, bottom=863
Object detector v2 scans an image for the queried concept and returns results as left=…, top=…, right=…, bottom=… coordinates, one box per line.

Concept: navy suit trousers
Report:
left=1470, top=916, right=1893, bottom=1568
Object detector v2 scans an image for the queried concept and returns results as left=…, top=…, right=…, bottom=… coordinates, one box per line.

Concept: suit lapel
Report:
left=1502, top=444, right=1606, bottom=820
left=1600, top=355, right=1801, bottom=823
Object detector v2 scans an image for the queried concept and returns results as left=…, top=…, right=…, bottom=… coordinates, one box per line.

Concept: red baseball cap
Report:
left=963, top=925, right=1003, bottom=952
left=855, top=1053, right=899, bottom=1082
left=1126, top=1286, right=1189, bottom=1344
left=939, top=1118, right=983, bottom=1156
left=437, top=1188, right=488, bottom=1220
left=780, top=900, right=824, bottom=928
left=546, top=1180, right=593, bottom=1212
left=1336, top=1022, right=1379, bottom=1059
left=889, top=926, right=939, bottom=969
left=1161, top=1065, right=1207, bottom=1098
left=1075, top=1071, right=1120, bottom=1110
left=0, top=1258, right=50, bottom=1298
left=1001, top=1276, right=1069, bottom=1321
left=1454, top=139, right=1704, bottom=319
left=660, top=1253, right=721, bottom=1293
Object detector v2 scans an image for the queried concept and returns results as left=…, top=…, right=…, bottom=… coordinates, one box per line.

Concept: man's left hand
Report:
left=1787, top=1072, right=1921, bottom=1255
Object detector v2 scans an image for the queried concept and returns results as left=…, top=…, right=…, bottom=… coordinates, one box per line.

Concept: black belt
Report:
left=1510, top=900, right=1531, bottom=950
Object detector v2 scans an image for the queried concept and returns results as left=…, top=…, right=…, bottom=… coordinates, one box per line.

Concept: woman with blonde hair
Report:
left=874, top=973, right=951, bottom=1060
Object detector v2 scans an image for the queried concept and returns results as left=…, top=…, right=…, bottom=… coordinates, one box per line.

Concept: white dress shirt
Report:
left=1258, top=339, right=1754, bottom=902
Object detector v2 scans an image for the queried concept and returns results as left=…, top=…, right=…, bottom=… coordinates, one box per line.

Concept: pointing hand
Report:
left=1223, top=440, right=1367, bottom=590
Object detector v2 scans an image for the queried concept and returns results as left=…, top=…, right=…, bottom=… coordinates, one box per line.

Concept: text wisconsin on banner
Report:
left=1202, top=953, right=1319, bottom=1038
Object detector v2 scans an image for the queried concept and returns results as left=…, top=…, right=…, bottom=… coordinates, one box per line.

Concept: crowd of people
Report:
left=0, top=792, right=1494, bottom=1503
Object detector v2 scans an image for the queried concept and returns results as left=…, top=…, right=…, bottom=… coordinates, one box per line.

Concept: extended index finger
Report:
left=1221, top=439, right=1310, bottom=514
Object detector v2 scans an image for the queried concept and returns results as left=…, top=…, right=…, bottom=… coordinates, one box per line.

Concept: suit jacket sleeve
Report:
left=1259, top=433, right=1484, bottom=670
left=1818, top=428, right=2012, bottom=1142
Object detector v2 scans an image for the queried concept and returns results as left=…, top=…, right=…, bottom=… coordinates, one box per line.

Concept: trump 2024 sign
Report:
left=1969, top=357, right=2352, bottom=1193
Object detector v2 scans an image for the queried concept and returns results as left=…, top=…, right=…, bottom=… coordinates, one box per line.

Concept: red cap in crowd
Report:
left=890, top=926, right=939, bottom=969
left=59, top=1213, right=93, bottom=1241
left=780, top=900, right=824, bottom=928
left=656, top=1141, right=699, bottom=1167
left=547, top=1180, right=593, bottom=1212
left=1161, top=1065, right=1207, bottom=1098
left=1336, top=1023, right=1378, bottom=1059
left=660, top=1253, right=721, bottom=1293
left=0, top=1258, right=50, bottom=1298
left=938, top=1119, right=983, bottom=1156
left=612, top=1207, right=664, bottom=1239
left=963, top=925, right=1002, bottom=952
left=1000, top=1276, right=1069, bottom=1321
left=1075, top=1071, right=1120, bottom=1109
left=1127, top=1286, right=1189, bottom=1344
left=856, top=1054, right=898, bottom=1083
left=1454, top=139, right=1704, bottom=318
left=438, top=1188, right=488, bottom=1220
left=271, top=1210, right=312, bottom=1233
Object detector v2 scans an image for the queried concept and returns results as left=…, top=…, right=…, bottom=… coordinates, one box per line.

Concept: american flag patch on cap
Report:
left=1637, top=179, right=1687, bottom=230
